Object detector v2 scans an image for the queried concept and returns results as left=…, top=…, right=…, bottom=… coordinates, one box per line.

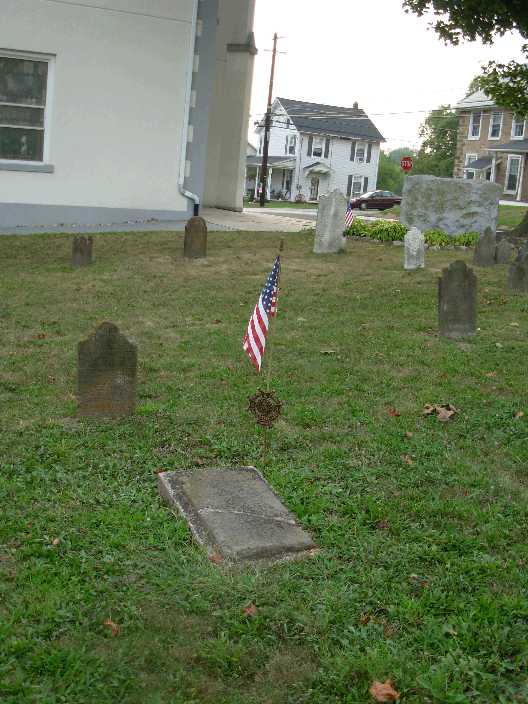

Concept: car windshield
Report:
left=361, top=192, right=376, bottom=199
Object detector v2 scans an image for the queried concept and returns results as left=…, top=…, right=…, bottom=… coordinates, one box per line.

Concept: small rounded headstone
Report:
left=184, top=216, right=208, bottom=259
left=495, top=238, right=515, bottom=265
left=473, top=227, right=497, bottom=267
left=508, top=249, right=528, bottom=293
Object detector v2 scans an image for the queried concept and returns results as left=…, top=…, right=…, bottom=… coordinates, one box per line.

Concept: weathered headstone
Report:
left=184, top=216, right=208, bottom=259
left=404, top=227, right=425, bottom=270
left=77, top=322, right=137, bottom=417
left=438, top=261, right=477, bottom=339
left=313, top=190, right=347, bottom=254
left=508, top=249, right=528, bottom=293
left=401, top=175, right=501, bottom=236
left=473, top=227, right=497, bottom=267
left=495, top=238, right=515, bottom=265
left=72, top=235, right=93, bottom=268
left=158, top=467, right=315, bottom=562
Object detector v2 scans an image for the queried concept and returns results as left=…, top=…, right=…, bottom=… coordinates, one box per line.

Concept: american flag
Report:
left=345, top=202, right=355, bottom=228
left=243, top=256, right=281, bottom=373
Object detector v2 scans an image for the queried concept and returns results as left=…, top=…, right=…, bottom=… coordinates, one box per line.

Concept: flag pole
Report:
left=264, top=238, right=284, bottom=392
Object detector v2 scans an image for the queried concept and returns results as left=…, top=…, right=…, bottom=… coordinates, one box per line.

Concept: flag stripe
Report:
left=242, top=256, right=281, bottom=374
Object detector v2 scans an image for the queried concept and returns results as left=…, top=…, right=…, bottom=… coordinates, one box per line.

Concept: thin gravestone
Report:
left=184, top=216, right=208, bottom=259
left=438, top=261, right=477, bottom=339
left=158, top=467, right=315, bottom=563
left=313, top=189, right=347, bottom=254
left=508, top=249, right=528, bottom=293
left=77, top=322, right=137, bottom=417
left=473, top=227, right=497, bottom=267
left=72, top=235, right=93, bottom=268
left=404, top=226, right=425, bottom=270
left=495, top=238, right=515, bottom=265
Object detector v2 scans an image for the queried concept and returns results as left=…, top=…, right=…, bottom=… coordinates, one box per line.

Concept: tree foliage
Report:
left=403, top=0, right=528, bottom=115
left=413, top=106, right=458, bottom=178
left=377, top=152, right=405, bottom=194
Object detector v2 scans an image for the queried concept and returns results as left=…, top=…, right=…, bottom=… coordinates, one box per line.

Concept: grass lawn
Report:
left=1, top=230, right=528, bottom=704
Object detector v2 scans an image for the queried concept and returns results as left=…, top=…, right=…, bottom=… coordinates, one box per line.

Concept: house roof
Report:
left=246, top=155, right=296, bottom=168
left=487, top=139, right=528, bottom=153
left=467, top=156, right=493, bottom=170
left=455, top=90, right=496, bottom=111
left=276, top=97, right=385, bottom=142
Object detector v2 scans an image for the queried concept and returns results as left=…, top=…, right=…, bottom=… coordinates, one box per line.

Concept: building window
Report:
left=0, top=52, right=52, bottom=163
left=505, top=155, right=521, bottom=194
left=511, top=115, right=525, bottom=139
left=355, top=143, right=366, bottom=163
left=468, top=111, right=482, bottom=139
left=347, top=174, right=365, bottom=197
left=312, top=137, right=323, bottom=158
left=288, top=135, right=296, bottom=155
left=464, top=153, right=477, bottom=180
left=488, top=112, right=503, bottom=139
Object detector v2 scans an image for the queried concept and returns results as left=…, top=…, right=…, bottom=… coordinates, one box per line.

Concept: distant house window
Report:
left=312, top=137, right=323, bottom=158
left=355, top=143, right=366, bottom=163
left=468, top=112, right=482, bottom=139
left=347, top=174, right=364, bottom=197
left=488, top=112, right=503, bottom=139
left=0, top=52, right=52, bottom=162
left=464, top=153, right=477, bottom=180
left=511, top=115, right=525, bottom=139
left=505, top=155, right=521, bottom=194
left=288, top=135, right=296, bottom=155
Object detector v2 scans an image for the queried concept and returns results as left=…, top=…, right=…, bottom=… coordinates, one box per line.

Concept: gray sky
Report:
left=250, top=0, right=524, bottom=152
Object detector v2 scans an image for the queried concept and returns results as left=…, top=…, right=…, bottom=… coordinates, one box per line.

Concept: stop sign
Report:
left=401, top=156, right=414, bottom=173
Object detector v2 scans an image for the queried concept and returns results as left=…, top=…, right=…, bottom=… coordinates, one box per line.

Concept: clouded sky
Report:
left=250, top=0, right=524, bottom=152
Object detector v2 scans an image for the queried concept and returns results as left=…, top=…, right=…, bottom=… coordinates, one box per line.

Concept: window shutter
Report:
left=324, top=138, right=330, bottom=158
left=307, top=136, right=313, bottom=156
left=347, top=175, right=353, bottom=197
left=350, top=141, right=357, bottom=161
left=366, top=143, right=372, bottom=163
left=363, top=177, right=369, bottom=193
left=285, top=137, right=288, bottom=155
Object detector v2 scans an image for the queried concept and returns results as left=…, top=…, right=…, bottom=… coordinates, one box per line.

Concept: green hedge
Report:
left=345, top=219, right=480, bottom=247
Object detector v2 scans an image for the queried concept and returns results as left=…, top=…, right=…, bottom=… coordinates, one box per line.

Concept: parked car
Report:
left=350, top=190, right=402, bottom=211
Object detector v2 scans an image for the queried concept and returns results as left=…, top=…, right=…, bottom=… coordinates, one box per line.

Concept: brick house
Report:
left=247, top=97, right=384, bottom=202
left=454, top=90, right=527, bottom=202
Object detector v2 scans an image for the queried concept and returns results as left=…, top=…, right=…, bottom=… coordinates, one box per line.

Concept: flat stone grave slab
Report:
left=158, top=467, right=315, bottom=562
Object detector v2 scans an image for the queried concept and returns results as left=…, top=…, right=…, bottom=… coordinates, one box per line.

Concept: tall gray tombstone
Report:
left=404, top=227, right=425, bottom=270
left=473, top=227, right=497, bottom=267
left=72, top=236, right=93, bottom=268
left=438, top=261, right=477, bottom=339
left=184, top=216, right=208, bottom=259
left=508, top=249, right=528, bottom=293
left=313, top=190, right=347, bottom=254
left=77, top=323, right=137, bottom=418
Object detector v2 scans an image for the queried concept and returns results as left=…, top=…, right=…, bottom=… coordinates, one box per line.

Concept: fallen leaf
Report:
left=209, top=553, right=224, bottom=565
left=376, top=520, right=390, bottom=531
left=423, top=404, right=436, bottom=416
left=515, top=410, right=525, bottom=419
left=212, top=319, right=222, bottom=325
left=401, top=454, right=414, bottom=466
left=405, top=431, right=414, bottom=439
left=243, top=604, right=258, bottom=617
left=52, top=538, right=61, bottom=547
left=359, top=613, right=372, bottom=626
left=369, top=679, right=400, bottom=702
left=436, top=405, right=457, bottom=423
left=103, top=619, right=120, bottom=637
left=36, top=333, right=47, bottom=340
left=485, top=372, right=497, bottom=378
left=386, top=406, right=401, bottom=418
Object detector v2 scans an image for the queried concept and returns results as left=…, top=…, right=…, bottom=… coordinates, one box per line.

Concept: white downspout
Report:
left=178, top=0, right=200, bottom=216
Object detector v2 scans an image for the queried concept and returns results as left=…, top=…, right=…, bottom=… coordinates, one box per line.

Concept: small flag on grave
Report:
left=345, top=201, right=355, bottom=228
left=243, top=256, right=281, bottom=373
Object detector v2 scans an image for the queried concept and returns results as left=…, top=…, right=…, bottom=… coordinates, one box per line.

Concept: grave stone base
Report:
left=158, top=467, right=315, bottom=562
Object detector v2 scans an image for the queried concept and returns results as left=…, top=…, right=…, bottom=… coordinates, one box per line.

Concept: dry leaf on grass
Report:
left=369, top=679, right=400, bottom=702
left=485, top=372, right=497, bottom=378
left=386, top=406, right=401, bottom=418
left=51, top=538, right=61, bottom=547
left=515, top=410, right=525, bottom=419
left=243, top=604, right=258, bottom=617
left=401, top=455, right=414, bottom=466
left=103, top=619, right=120, bottom=637
left=423, top=404, right=458, bottom=422
left=209, top=553, right=224, bottom=565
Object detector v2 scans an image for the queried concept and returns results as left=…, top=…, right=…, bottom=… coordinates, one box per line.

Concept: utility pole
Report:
left=259, top=33, right=279, bottom=208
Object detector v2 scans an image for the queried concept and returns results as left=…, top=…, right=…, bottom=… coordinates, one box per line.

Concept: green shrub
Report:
left=346, top=220, right=480, bottom=248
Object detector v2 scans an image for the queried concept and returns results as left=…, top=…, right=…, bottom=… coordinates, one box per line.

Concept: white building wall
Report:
left=0, top=0, right=196, bottom=216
